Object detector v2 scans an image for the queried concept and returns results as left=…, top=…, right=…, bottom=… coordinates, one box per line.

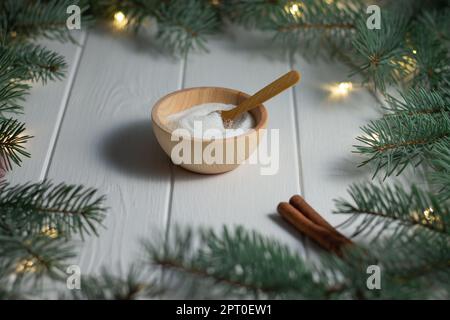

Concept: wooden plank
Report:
left=6, top=32, right=86, bottom=184
left=45, top=28, right=181, bottom=274
left=292, top=57, right=380, bottom=235
left=168, top=30, right=306, bottom=253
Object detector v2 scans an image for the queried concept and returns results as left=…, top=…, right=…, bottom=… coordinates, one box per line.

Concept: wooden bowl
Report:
left=151, top=87, right=268, bottom=174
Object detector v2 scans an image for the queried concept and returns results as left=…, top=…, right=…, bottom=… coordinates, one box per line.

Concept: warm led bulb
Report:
left=336, top=82, right=353, bottom=94
left=114, top=11, right=128, bottom=29
left=41, top=225, right=58, bottom=239
left=325, top=81, right=354, bottom=100
left=423, top=207, right=435, bottom=222
left=286, top=2, right=303, bottom=17
left=16, top=259, right=37, bottom=273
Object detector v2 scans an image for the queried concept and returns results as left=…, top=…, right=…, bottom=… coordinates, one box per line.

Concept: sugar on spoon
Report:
left=219, top=70, right=301, bottom=128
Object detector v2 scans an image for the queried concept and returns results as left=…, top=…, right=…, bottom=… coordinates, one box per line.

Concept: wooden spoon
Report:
left=221, top=70, right=300, bottom=127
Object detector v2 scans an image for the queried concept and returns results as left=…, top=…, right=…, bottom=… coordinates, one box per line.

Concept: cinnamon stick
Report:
left=289, top=195, right=352, bottom=245
left=277, top=202, right=349, bottom=257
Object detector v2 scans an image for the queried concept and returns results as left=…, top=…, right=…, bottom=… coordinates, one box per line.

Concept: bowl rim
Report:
left=151, top=86, right=268, bottom=142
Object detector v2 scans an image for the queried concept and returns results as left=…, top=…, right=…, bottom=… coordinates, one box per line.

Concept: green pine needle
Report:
left=3, top=44, right=67, bottom=83
left=334, top=182, right=449, bottom=239
left=0, top=181, right=107, bottom=238
left=0, top=119, right=31, bottom=170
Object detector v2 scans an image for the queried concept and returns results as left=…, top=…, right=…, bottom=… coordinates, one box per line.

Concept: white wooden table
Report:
left=8, top=27, right=379, bottom=276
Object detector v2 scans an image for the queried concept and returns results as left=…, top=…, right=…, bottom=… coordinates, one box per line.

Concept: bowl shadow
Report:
left=100, top=119, right=171, bottom=180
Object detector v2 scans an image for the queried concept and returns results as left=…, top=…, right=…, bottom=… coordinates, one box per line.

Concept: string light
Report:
left=423, top=207, right=435, bottom=222
left=113, top=11, right=128, bottom=29
left=15, top=259, right=37, bottom=273
left=323, top=81, right=355, bottom=100
left=41, top=225, right=58, bottom=239
left=411, top=207, right=443, bottom=229
left=336, top=82, right=353, bottom=94
left=210, top=0, right=220, bottom=5
left=285, top=2, right=303, bottom=17
left=392, top=55, right=416, bottom=74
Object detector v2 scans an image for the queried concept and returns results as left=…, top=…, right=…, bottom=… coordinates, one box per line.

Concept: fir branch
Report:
left=383, top=87, right=450, bottom=117
left=0, top=119, right=31, bottom=171
left=3, top=43, right=67, bottom=83
left=409, top=21, right=450, bottom=91
left=334, top=182, right=449, bottom=238
left=324, top=233, right=450, bottom=299
left=418, top=8, right=450, bottom=50
left=0, top=233, right=75, bottom=279
left=0, top=49, right=30, bottom=115
left=154, top=0, right=221, bottom=54
left=221, top=0, right=289, bottom=28
left=260, top=0, right=362, bottom=56
left=0, top=181, right=107, bottom=237
left=89, top=0, right=160, bottom=29
left=0, top=0, right=91, bottom=43
left=355, top=113, right=450, bottom=178
left=71, top=267, right=157, bottom=300
left=428, top=142, right=450, bottom=201
left=145, top=226, right=329, bottom=299
left=351, top=11, right=410, bottom=92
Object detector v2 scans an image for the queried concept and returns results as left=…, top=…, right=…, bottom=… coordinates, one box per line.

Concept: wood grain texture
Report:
left=45, top=29, right=181, bottom=274
left=168, top=29, right=306, bottom=253
left=6, top=31, right=86, bottom=184
left=292, top=57, right=380, bottom=233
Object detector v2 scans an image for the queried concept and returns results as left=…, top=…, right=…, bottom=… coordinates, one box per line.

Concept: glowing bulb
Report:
left=41, top=225, right=58, bottom=239
left=113, top=11, right=128, bottom=29
left=335, top=82, right=353, bottom=95
left=412, top=49, right=417, bottom=54
left=286, top=2, right=303, bottom=17
left=393, top=55, right=416, bottom=73
left=323, top=81, right=354, bottom=100
left=423, top=207, right=435, bottom=222
left=16, top=259, right=37, bottom=273
left=211, top=0, right=220, bottom=5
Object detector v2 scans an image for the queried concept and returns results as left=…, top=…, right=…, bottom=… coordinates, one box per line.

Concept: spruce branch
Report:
left=417, top=8, right=450, bottom=51
left=89, top=0, right=160, bottom=30
left=429, top=142, right=450, bottom=201
left=0, top=0, right=91, bottom=43
left=0, top=49, right=30, bottom=115
left=0, top=233, right=75, bottom=279
left=334, top=182, right=449, bottom=239
left=0, top=119, right=31, bottom=171
left=3, top=44, right=67, bottom=83
left=383, top=87, right=450, bottom=116
left=323, top=232, right=449, bottom=299
left=410, top=23, right=450, bottom=91
left=257, top=0, right=362, bottom=56
left=71, top=266, right=158, bottom=300
left=0, top=181, right=107, bottom=238
left=355, top=113, right=450, bottom=178
left=351, top=11, right=410, bottom=92
left=154, top=0, right=221, bottom=54
left=221, top=0, right=290, bottom=28
left=145, top=226, right=329, bottom=299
